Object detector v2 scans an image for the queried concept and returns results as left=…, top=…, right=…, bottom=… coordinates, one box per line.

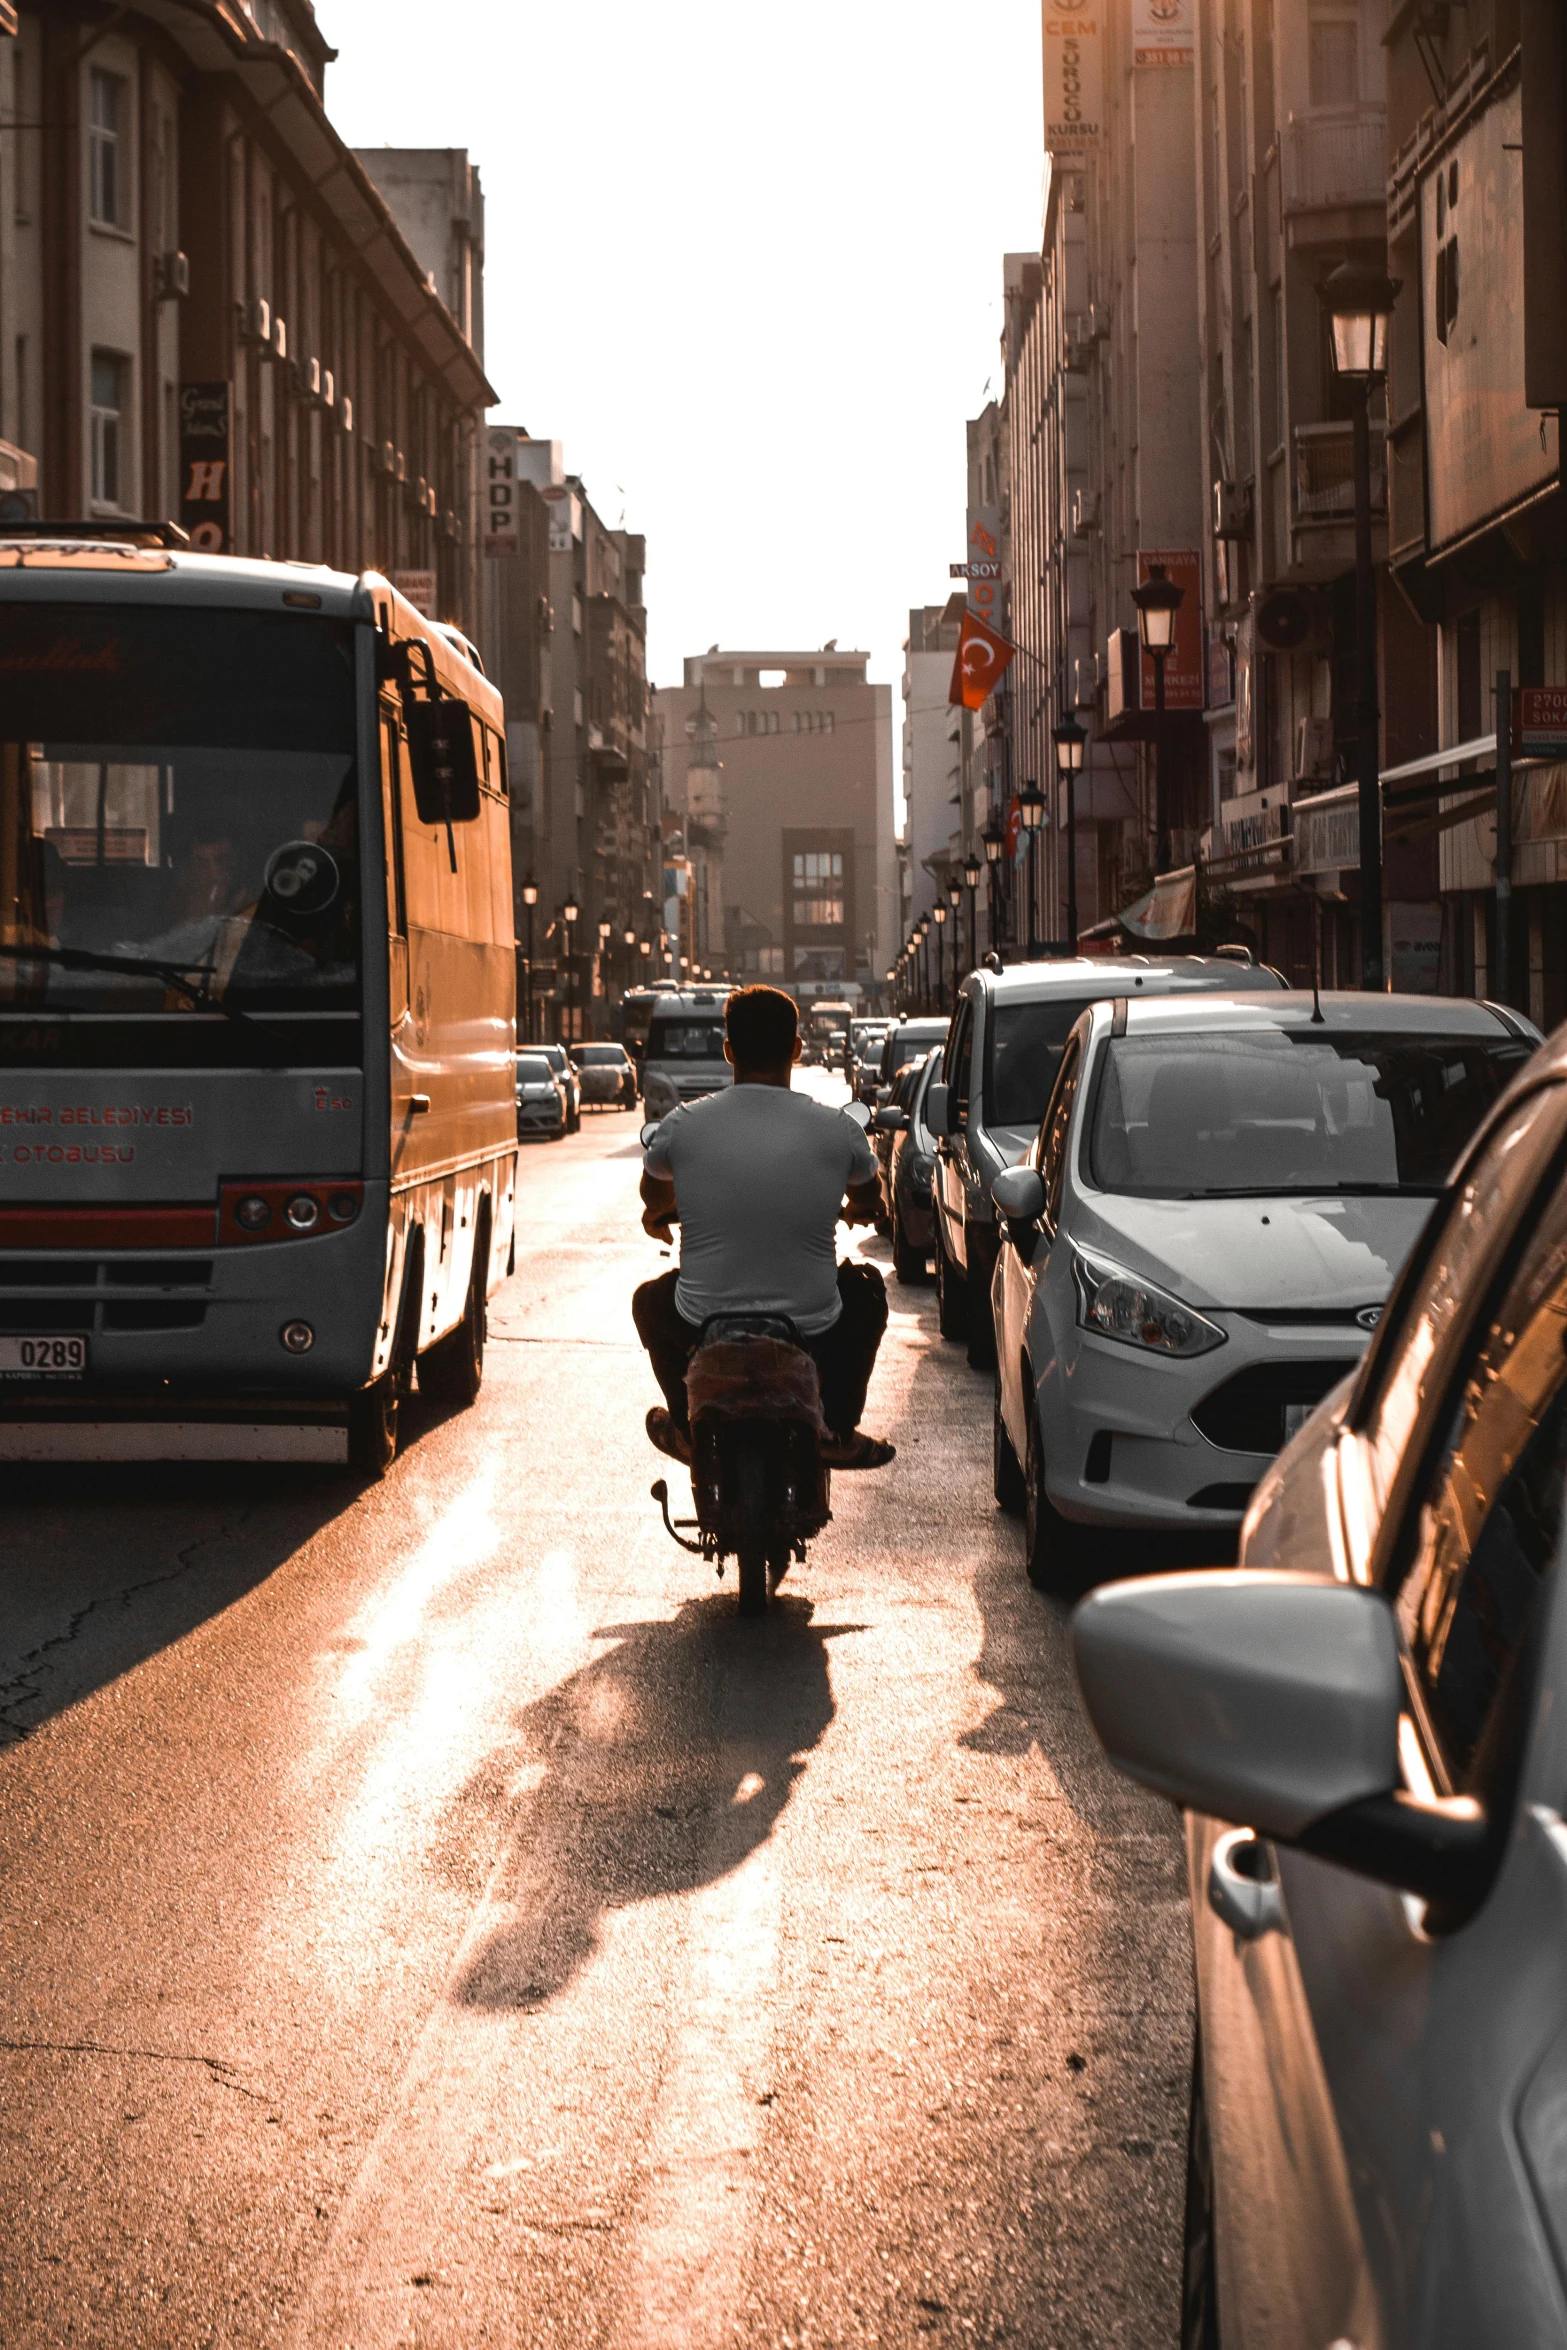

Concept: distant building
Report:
left=902, top=602, right=962, bottom=926
left=0, top=2, right=492, bottom=632
left=654, top=650, right=896, bottom=1004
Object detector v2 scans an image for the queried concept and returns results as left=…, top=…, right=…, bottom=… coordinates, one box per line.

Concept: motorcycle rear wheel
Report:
left=734, top=1439, right=770, bottom=1617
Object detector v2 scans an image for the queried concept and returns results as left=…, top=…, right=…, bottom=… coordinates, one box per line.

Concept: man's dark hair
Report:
left=726, top=984, right=798, bottom=1072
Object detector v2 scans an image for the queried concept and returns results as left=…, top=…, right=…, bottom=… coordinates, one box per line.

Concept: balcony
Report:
left=1281, top=111, right=1386, bottom=214
left=1293, top=419, right=1387, bottom=525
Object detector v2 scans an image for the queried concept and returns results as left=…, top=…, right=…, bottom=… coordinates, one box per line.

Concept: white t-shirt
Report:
left=644, top=1083, right=878, bottom=1335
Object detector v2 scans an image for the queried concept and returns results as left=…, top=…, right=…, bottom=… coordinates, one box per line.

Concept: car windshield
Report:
left=889, top=1024, right=945, bottom=1073
left=1087, top=1030, right=1532, bottom=1197
left=0, top=602, right=360, bottom=1015
left=516, top=1055, right=553, bottom=1085
left=648, top=1019, right=726, bottom=1059
left=578, top=1045, right=623, bottom=1064
left=986, top=998, right=1098, bottom=1124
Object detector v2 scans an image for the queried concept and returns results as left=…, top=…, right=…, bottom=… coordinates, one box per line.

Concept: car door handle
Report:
left=1207, top=1827, right=1286, bottom=1940
left=408, top=1093, right=431, bottom=1116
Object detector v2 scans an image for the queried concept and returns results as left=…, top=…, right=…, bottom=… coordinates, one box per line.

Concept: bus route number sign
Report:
left=0, top=1335, right=87, bottom=1379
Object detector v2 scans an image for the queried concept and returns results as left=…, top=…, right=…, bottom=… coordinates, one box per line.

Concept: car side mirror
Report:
left=873, top=1106, right=907, bottom=1134
left=1073, top=1571, right=1490, bottom=1911
left=639, top=1121, right=661, bottom=1148
left=926, top=1082, right=953, bottom=1136
left=844, top=1100, right=872, bottom=1130
left=991, top=1166, right=1045, bottom=1226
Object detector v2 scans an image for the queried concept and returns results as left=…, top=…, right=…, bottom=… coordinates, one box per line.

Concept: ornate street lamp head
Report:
left=521, top=875, right=538, bottom=908
left=962, top=851, right=983, bottom=889
left=1320, top=258, right=1401, bottom=382
left=1130, top=564, right=1184, bottom=657
left=1019, top=780, right=1046, bottom=832
left=982, top=820, right=1005, bottom=864
left=1053, top=714, right=1088, bottom=775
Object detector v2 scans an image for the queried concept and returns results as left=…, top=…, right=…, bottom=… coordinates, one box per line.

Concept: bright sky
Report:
left=320, top=0, right=1043, bottom=705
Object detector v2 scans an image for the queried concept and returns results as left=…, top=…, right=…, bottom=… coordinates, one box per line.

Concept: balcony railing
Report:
left=1281, top=111, right=1387, bottom=213
left=1293, top=419, right=1387, bottom=523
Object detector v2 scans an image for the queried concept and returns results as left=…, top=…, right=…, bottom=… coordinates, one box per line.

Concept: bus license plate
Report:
left=0, top=1335, right=88, bottom=1380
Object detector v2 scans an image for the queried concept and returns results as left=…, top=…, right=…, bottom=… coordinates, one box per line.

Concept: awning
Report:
left=1084, top=864, right=1199, bottom=946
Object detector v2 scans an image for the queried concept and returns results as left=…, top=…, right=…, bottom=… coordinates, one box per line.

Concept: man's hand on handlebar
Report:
left=641, top=1167, right=678, bottom=1244
left=840, top=1177, right=882, bottom=1228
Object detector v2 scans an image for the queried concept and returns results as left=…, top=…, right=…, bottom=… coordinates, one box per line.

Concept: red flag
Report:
left=948, top=609, right=1017, bottom=711
left=1004, top=794, right=1022, bottom=860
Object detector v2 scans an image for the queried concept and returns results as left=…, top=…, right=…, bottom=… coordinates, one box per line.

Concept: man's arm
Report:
left=641, top=1164, right=678, bottom=1242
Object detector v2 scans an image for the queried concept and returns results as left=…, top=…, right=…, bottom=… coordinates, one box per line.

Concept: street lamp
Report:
left=520, top=873, right=538, bottom=1042
left=563, top=896, right=579, bottom=1042
left=1018, top=780, right=1046, bottom=958
left=962, top=849, right=982, bottom=979
left=933, top=901, right=948, bottom=1010
left=945, top=876, right=963, bottom=1002
left=1321, top=256, right=1400, bottom=994
left=1053, top=716, right=1088, bottom=951
left=982, top=817, right=1006, bottom=958
left=916, top=915, right=931, bottom=1012
left=1130, top=563, right=1185, bottom=871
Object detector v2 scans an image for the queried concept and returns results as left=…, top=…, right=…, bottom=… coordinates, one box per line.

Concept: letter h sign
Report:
left=179, top=381, right=233, bottom=552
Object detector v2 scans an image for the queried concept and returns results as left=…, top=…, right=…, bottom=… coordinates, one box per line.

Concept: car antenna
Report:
left=1310, top=896, right=1325, bottom=1023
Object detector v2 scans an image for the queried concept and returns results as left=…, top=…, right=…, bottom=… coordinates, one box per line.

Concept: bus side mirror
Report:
left=406, top=698, right=481, bottom=826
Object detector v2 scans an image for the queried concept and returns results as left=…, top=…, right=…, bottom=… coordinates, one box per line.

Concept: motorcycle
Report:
left=644, top=1101, right=872, bottom=1616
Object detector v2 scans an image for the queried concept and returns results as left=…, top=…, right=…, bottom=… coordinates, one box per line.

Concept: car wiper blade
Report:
left=0, top=942, right=291, bottom=1063
left=1182, top=1181, right=1443, bottom=1199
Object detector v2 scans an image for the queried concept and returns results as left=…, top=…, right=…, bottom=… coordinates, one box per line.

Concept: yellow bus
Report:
left=0, top=525, right=516, bottom=1473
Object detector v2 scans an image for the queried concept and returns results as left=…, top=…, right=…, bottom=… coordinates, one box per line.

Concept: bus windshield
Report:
left=647, top=1018, right=726, bottom=1060
left=0, top=603, right=360, bottom=1019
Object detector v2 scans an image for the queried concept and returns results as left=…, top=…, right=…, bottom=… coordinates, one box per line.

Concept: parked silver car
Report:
left=991, top=991, right=1536, bottom=1584
left=572, top=1041, right=638, bottom=1108
left=515, top=1050, right=567, bottom=1141
left=929, top=952, right=1288, bottom=1371
left=1071, top=1014, right=1567, bottom=2350
left=537, top=1041, right=581, bottom=1133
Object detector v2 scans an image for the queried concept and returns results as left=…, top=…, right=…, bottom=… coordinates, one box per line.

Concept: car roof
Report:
left=892, top=1017, right=949, bottom=1034
left=966, top=954, right=1285, bottom=1005
left=1114, top=990, right=1520, bottom=1039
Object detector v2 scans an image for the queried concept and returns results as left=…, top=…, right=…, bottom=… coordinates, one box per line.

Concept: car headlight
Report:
left=1072, top=1249, right=1226, bottom=1359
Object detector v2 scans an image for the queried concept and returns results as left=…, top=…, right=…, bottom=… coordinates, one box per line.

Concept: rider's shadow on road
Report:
left=451, top=1592, right=847, bottom=2012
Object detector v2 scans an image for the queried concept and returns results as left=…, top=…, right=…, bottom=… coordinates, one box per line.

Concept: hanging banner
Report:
left=964, top=507, right=1003, bottom=633
left=1042, top=3, right=1102, bottom=160
left=483, top=426, right=520, bottom=557
left=1132, top=0, right=1193, bottom=68
left=949, top=611, right=1018, bottom=712
left=179, top=382, right=232, bottom=553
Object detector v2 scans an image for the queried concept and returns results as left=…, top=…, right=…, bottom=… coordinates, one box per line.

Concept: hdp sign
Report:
left=179, top=382, right=232, bottom=552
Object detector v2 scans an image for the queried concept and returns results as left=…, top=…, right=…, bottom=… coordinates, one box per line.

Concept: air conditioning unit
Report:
left=1070, top=487, right=1099, bottom=539
left=339, top=394, right=353, bottom=435
left=320, top=369, right=335, bottom=409
left=1255, top=585, right=1321, bottom=654
left=380, top=440, right=396, bottom=475
left=270, top=313, right=288, bottom=362
left=1212, top=479, right=1247, bottom=539
left=154, top=250, right=189, bottom=300
left=1073, top=652, right=1100, bottom=707
left=294, top=355, right=321, bottom=402
left=239, top=295, right=271, bottom=345
left=1296, top=715, right=1335, bottom=779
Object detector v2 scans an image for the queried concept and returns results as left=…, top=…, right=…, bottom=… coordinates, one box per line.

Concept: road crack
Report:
left=0, top=1514, right=251, bottom=1745
left=0, top=2036, right=270, bottom=2100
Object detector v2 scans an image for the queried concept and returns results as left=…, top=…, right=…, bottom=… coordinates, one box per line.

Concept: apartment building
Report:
left=654, top=650, right=896, bottom=1004
left=0, top=2, right=491, bottom=633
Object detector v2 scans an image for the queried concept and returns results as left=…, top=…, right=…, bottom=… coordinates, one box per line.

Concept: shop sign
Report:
left=1137, top=549, right=1203, bottom=710
left=1293, top=784, right=1362, bottom=876
left=1132, top=0, right=1192, bottom=67
left=1042, top=3, right=1102, bottom=160
left=1517, top=687, right=1567, bottom=759
left=391, top=570, right=436, bottom=617
left=179, top=382, right=232, bottom=553
left=1387, top=902, right=1443, bottom=994
left=1220, top=794, right=1285, bottom=857
left=963, top=510, right=1004, bottom=629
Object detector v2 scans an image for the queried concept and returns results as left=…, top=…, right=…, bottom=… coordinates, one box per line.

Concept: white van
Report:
left=640, top=989, right=733, bottom=1118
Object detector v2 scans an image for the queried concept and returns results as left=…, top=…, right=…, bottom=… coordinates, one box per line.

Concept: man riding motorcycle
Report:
left=632, top=984, right=896, bottom=1471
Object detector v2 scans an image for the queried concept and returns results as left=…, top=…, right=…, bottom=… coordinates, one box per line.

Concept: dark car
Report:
left=874, top=1046, right=943, bottom=1284
left=874, top=1017, right=949, bottom=1102
left=537, top=1042, right=581, bottom=1132
left=573, top=1041, right=638, bottom=1109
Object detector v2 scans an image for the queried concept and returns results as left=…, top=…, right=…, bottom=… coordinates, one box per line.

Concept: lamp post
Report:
left=946, top=876, right=964, bottom=1000
left=1321, top=257, right=1399, bottom=994
left=916, top=915, right=931, bottom=1011
left=982, top=818, right=1005, bottom=959
left=933, top=902, right=948, bottom=1008
left=520, top=874, right=538, bottom=1042
left=1018, top=780, right=1046, bottom=957
left=1053, top=716, right=1088, bottom=950
left=962, top=849, right=982, bottom=978
left=562, top=896, right=579, bottom=1042
left=1129, top=562, right=1185, bottom=870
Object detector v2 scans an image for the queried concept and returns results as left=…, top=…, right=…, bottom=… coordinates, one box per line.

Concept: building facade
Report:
left=654, top=650, right=896, bottom=1006
left=0, top=1, right=492, bottom=634
left=901, top=600, right=962, bottom=927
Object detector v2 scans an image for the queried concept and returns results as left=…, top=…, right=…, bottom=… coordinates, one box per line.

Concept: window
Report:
left=948, top=999, right=972, bottom=1113
left=89, top=69, right=126, bottom=229
left=1393, top=1182, right=1567, bottom=1795
left=791, top=850, right=844, bottom=928
left=90, top=351, right=127, bottom=508
left=1039, top=1038, right=1084, bottom=1228
left=1308, top=11, right=1358, bottom=108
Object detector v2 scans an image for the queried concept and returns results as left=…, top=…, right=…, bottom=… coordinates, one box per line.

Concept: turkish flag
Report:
left=1004, top=794, right=1022, bottom=860
left=948, top=610, right=1017, bottom=710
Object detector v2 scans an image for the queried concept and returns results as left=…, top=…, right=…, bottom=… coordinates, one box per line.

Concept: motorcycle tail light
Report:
left=221, top=1180, right=364, bottom=1245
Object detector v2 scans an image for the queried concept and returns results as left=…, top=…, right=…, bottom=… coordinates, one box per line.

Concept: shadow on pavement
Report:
left=452, top=1591, right=849, bottom=2011
left=0, top=1463, right=351, bottom=1747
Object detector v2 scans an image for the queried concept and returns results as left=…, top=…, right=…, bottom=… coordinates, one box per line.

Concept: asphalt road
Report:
left=0, top=1080, right=1193, bottom=2348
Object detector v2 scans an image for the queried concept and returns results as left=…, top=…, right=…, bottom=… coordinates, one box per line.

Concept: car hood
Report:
left=1073, top=1190, right=1435, bottom=1311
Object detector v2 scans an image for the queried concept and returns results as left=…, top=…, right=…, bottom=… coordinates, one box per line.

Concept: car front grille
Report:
left=1191, top=1359, right=1357, bottom=1455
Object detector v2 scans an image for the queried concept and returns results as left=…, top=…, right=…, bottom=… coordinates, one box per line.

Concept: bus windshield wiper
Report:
left=0, top=942, right=291, bottom=1063
left=1177, top=1180, right=1443, bottom=1199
